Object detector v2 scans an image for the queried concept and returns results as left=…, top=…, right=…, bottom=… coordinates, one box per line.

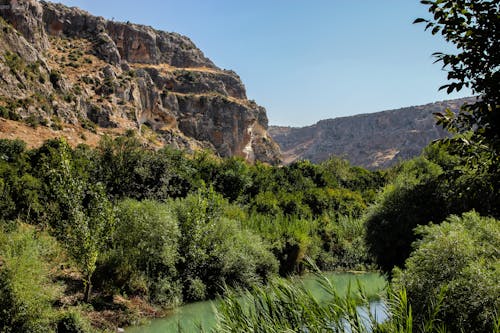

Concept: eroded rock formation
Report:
left=0, top=0, right=280, bottom=164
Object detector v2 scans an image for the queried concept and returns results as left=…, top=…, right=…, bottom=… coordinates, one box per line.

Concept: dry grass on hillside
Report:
left=0, top=117, right=124, bottom=148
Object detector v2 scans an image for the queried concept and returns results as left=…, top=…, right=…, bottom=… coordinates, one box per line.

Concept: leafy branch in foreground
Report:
left=415, top=0, right=500, bottom=155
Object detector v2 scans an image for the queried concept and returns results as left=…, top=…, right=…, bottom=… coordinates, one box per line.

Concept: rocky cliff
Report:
left=0, top=0, right=280, bottom=164
left=269, top=98, right=474, bottom=169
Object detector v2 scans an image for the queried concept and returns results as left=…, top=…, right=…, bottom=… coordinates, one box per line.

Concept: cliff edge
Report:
left=0, top=0, right=281, bottom=164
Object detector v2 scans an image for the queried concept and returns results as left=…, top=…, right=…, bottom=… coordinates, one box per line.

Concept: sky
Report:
left=55, top=0, right=472, bottom=127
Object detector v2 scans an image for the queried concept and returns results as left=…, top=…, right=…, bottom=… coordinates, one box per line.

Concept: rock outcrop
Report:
left=40, top=1, right=216, bottom=68
left=0, top=0, right=49, bottom=50
left=0, top=0, right=280, bottom=164
left=269, top=98, right=474, bottom=169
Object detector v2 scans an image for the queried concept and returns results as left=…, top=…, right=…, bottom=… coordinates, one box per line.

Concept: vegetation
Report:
left=393, top=211, right=499, bottom=333
left=0, top=1, right=497, bottom=331
left=0, top=224, right=59, bottom=333
left=212, top=273, right=450, bottom=333
left=1, top=130, right=497, bottom=332
left=0, top=135, right=384, bottom=331
left=416, top=0, right=500, bottom=155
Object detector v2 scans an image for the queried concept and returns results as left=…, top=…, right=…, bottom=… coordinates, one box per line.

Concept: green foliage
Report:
left=319, top=156, right=387, bottom=201
left=56, top=310, right=92, bottom=333
left=96, top=136, right=198, bottom=200
left=317, top=215, right=371, bottom=271
left=172, top=189, right=278, bottom=301
left=102, top=199, right=181, bottom=306
left=0, top=224, right=59, bottom=333
left=0, top=139, right=42, bottom=222
left=394, top=211, right=500, bottom=333
left=213, top=157, right=252, bottom=202
left=212, top=272, right=448, bottom=333
left=425, top=139, right=500, bottom=217
left=364, top=157, right=446, bottom=273
left=416, top=0, right=500, bottom=160
left=37, top=139, right=115, bottom=301
left=3, top=51, right=24, bottom=74
left=0, top=135, right=383, bottom=327
left=0, top=139, right=26, bottom=163
left=243, top=214, right=320, bottom=276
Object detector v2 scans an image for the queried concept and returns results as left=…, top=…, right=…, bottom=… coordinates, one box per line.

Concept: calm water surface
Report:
left=126, top=272, right=386, bottom=333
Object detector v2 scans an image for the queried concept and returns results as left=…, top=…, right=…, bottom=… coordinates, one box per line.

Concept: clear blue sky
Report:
left=56, top=0, right=471, bottom=127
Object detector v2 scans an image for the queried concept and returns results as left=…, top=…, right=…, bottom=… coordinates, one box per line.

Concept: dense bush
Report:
left=364, top=157, right=446, bottom=273
left=56, top=310, right=92, bottom=333
left=172, top=189, right=278, bottom=301
left=317, top=215, right=371, bottom=270
left=101, top=199, right=181, bottom=306
left=393, top=211, right=500, bottom=333
left=0, top=139, right=42, bottom=222
left=365, top=141, right=500, bottom=274
left=0, top=224, right=59, bottom=332
left=95, top=136, right=199, bottom=200
left=243, top=214, right=321, bottom=276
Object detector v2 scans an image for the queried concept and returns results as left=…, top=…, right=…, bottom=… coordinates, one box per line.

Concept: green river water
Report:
left=126, top=272, right=386, bottom=333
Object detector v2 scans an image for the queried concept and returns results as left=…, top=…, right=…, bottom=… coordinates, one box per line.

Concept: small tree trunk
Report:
left=84, top=277, right=92, bottom=302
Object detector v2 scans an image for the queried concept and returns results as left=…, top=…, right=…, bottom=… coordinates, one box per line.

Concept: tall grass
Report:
left=210, top=272, right=461, bottom=333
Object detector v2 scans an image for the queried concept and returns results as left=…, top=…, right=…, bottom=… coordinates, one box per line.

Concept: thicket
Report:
left=394, top=211, right=499, bottom=333
left=1, top=132, right=498, bottom=332
left=365, top=139, right=500, bottom=274
left=0, top=135, right=383, bottom=331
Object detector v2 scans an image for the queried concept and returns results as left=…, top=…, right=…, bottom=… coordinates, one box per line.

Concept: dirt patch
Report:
left=0, top=118, right=125, bottom=148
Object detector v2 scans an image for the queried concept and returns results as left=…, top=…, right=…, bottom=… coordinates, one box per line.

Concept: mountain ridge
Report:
left=269, top=97, right=474, bottom=169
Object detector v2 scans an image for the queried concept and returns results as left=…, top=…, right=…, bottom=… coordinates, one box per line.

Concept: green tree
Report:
left=393, top=211, right=500, bottom=333
left=0, top=139, right=42, bottom=222
left=415, top=0, right=500, bottom=154
left=172, top=189, right=278, bottom=300
left=96, top=136, right=197, bottom=200
left=364, top=157, right=446, bottom=273
left=102, top=199, right=181, bottom=306
left=42, top=140, right=115, bottom=302
left=213, top=157, right=252, bottom=202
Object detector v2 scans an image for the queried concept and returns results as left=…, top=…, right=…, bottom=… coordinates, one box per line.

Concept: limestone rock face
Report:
left=143, top=67, right=247, bottom=99
left=0, top=0, right=49, bottom=50
left=269, top=98, right=474, bottom=169
left=0, top=0, right=281, bottom=164
left=40, top=1, right=215, bottom=68
left=105, top=21, right=216, bottom=68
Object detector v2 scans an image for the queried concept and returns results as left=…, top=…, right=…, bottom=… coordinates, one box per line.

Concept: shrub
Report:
left=393, top=211, right=500, bottom=333
left=0, top=224, right=59, bottom=332
left=364, top=157, right=446, bottom=273
left=172, top=189, right=278, bottom=301
left=317, top=215, right=371, bottom=270
left=49, top=70, right=63, bottom=90
left=56, top=310, right=92, bottom=333
left=3, top=51, right=24, bottom=74
left=103, top=199, right=181, bottom=306
left=244, top=214, right=320, bottom=276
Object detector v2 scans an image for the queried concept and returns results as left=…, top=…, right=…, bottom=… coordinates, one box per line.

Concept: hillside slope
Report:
left=270, top=98, right=474, bottom=169
left=0, top=0, right=280, bottom=164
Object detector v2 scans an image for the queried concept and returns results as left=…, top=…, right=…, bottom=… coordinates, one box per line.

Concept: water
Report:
left=126, top=272, right=386, bottom=333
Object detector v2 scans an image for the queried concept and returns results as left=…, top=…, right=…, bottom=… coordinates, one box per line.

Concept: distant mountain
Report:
left=269, top=97, right=475, bottom=169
